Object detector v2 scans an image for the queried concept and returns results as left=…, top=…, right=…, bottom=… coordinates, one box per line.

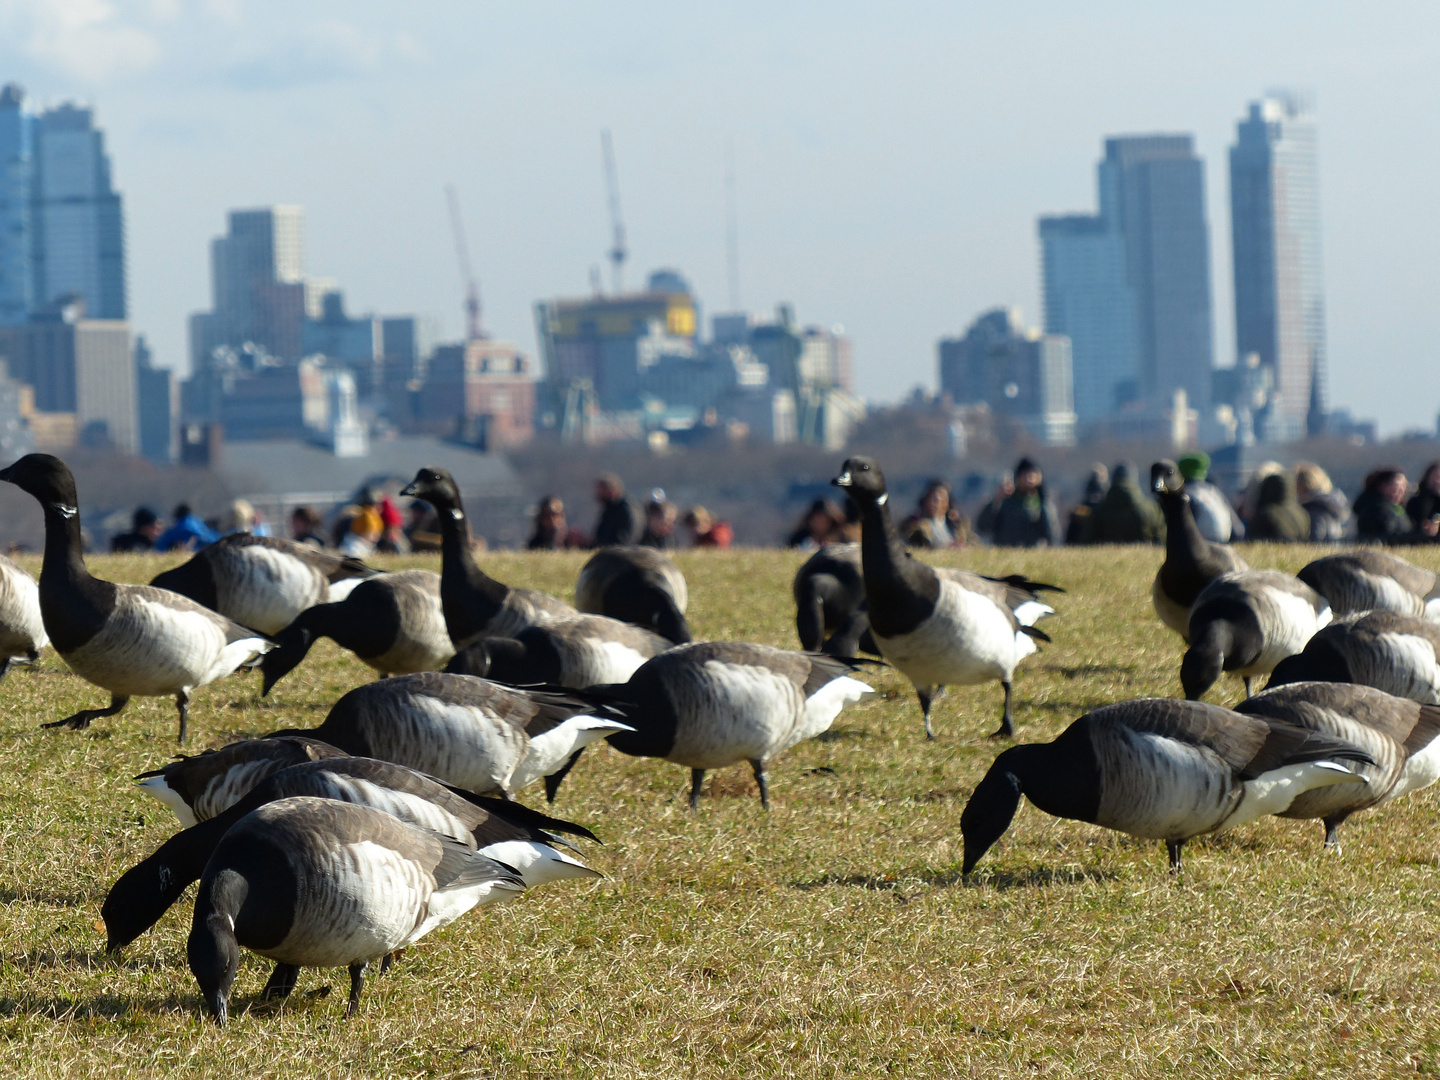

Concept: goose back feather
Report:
left=0, top=552, right=47, bottom=677
left=1267, top=611, right=1440, bottom=703
left=575, top=546, right=691, bottom=644
left=445, top=614, right=670, bottom=688
left=1297, top=550, right=1440, bottom=620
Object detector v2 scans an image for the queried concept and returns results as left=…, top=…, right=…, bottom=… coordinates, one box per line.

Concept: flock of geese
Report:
left=1, top=450, right=1439, bottom=1023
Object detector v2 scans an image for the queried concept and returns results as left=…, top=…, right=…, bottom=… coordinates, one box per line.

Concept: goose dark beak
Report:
left=399, top=481, right=420, bottom=497
left=832, top=471, right=852, bottom=488
left=0, top=464, right=13, bottom=483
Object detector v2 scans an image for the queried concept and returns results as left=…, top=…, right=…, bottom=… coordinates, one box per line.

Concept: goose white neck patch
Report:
left=875, top=493, right=887, bottom=507
left=50, top=503, right=77, bottom=519
left=450, top=508, right=464, bottom=521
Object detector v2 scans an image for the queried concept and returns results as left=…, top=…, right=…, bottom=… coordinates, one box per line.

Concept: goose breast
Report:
left=61, top=591, right=240, bottom=695
left=872, top=577, right=1025, bottom=686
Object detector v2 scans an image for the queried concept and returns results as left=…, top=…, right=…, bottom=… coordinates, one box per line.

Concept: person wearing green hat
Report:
left=1175, top=450, right=1243, bottom=543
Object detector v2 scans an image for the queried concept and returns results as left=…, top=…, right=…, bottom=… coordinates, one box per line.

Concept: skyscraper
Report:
left=200, top=206, right=307, bottom=361
left=1040, top=134, right=1214, bottom=428
left=0, top=84, right=33, bottom=326
left=1229, top=93, right=1326, bottom=441
left=30, top=103, right=126, bottom=319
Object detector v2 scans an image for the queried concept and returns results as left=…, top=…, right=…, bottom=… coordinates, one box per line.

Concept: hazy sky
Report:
left=2, top=1, right=1438, bottom=433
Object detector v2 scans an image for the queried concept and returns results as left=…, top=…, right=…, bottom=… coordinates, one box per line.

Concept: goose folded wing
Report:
left=430, top=839, right=527, bottom=893
left=1240, top=683, right=1440, bottom=750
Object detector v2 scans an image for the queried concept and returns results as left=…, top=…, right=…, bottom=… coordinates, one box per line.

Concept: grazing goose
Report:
left=832, top=457, right=1059, bottom=738
left=0, top=454, right=273, bottom=742
left=1182, top=570, right=1331, bottom=701
left=1267, top=612, right=1440, bottom=703
left=960, top=697, right=1373, bottom=874
left=106, top=756, right=599, bottom=952
left=266, top=672, right=632, bottom=800
left=1297, top=550, right=1440, bottom=621
left=136, top=736, right=350, bottom=827
left=792, top=542, right=879, bottom=657
left=0, top=552, right=47, bottom=681
left=150, top=534, right=376, bottom=636
left=1151, top=460, right=1250, bottom=639
left=575, top=545, right=691, bottom=644
left=400, top=467, right=576, bottom=648
left=1236, top=682, right=1440, bottom=847
left=260, top=569, right=453, bottom=693
left=554, top=641, right=873, bottom=809
left=188, top=797, right=526, bottom=1023
left=445, top=614, right=671, bottom=689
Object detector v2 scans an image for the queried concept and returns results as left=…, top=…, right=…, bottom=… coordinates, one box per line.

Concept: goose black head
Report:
left=960, top=763, right=1024, bottom=876
left=1152, top=459, right=1183, bottom=496
left=260, top=624, right=315, bottom=696
left=401, top=467, right=461, bottom=511
left=188, top=882, right=242, bottom=1026
left=1180, top=633, right=1227, bottom=701
left=832, top=457, right=888, bottom=506
left=0, top=453, right=80, bottom=518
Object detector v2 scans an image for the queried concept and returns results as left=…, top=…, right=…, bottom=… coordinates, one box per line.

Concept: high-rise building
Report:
left=134, top=334, right=174, bottom=465
left=31, top=103, right=127, bottom=319
left=193, top=206, right=306, bottom=364
left=0, top=85, right=34, bottom=326
left=1229, top=93, right=1326, bottom=441
left=1040, top=134, right=1214, bottom=429
left=938, top=307, right=1077, bottom=446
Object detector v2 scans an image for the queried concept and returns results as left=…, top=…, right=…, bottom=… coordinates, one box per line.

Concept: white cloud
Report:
left=3, top=0, right=163, bottom=82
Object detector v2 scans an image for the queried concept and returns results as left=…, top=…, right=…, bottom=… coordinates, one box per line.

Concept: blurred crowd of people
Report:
left=526, top=475, right=733, bottom=551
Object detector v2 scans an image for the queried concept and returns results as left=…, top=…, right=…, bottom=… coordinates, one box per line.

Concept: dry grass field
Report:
left=3, top=543, right=1440, bottom=1079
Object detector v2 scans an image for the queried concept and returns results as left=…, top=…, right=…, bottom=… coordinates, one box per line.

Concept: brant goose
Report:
left=1267, top=611, right=1440, bottom=703
left=136, top=736, right=350, bottom=827
left=151, top=534, right=376, bottom=636
left=1182, top=570, right=1332, bottom=700
left=1237, top=681, right=1440, bottom=847
left=1151, top=460, right=1249, bottom=638
left=260, top=569, right=453, bottom=693
left=792, top=542, right=879, bottom=657
left=187, top=797, right=526, bottom=1023
left=445, top=614, right=671, bottom=689
left=0, top=454, right=273, bottom=742
left=400, top=467, right=575, bottom=648
left=1297, top=550, right=1440, bottom=621
left=554, top=641, right=873, bottom=809
left=265, top=672, right=632, bottom=800
left=575, top=545, right=691, bottom=644
left=961, top=697, right=1372, bottom=873
left=0, top=552, right=46, bottom=681
left=833, top=457, right=1059, bottom=738
left=106, top=755, right=598, bottom=951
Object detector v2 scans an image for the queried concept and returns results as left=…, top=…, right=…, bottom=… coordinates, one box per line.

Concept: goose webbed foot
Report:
left=750, top=759, right=770, bottom=810
left=1166, top=839, right=1185, bottom=873
left=688, top=768, right=705, bottom=810
left=345, top=961, right=368, bottom=1018
left=260, top=963, right=300, bottom=1001
left=44, top=694, right=129, bottom=732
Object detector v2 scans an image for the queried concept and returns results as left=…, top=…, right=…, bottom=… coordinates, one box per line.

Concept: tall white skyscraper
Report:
left=1230, top=93, right=1326, bottom=441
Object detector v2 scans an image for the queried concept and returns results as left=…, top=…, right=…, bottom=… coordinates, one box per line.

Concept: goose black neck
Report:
left=434, top=490, right=508, bottom=612
left=1159, top=492, right=1212, bottom=572
left=856, top=497, right=907, bottom=586
left=39, top=502, right=91, bottom=590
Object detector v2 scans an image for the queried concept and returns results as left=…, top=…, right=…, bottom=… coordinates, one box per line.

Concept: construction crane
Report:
left=444, top=184, right=484, bottom=341
left=601, top=129, right=627, bottom=294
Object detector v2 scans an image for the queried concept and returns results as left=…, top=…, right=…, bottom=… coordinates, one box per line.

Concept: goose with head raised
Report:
left=0, top=454, right=273, bottom=742
left=833, top=456, right=1059, bottom=738
left=400, top=467, right=576, bottom=649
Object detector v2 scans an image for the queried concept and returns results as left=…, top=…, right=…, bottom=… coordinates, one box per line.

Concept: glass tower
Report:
left=0, top=84, right=33, bottom=325
left=1230, top=93, right=1325, bottom=441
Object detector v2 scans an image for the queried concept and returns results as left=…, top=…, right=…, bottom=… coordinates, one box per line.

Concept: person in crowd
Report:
left=900, top=480, right=970, bottom=549
left=375, top=494, right=409, bottom=554
left=1064, top=465, right=1108, bottom=545
left=338, top=489, right=385, bottom=557
left=1406, top=462, right=1440, bottom=540
left=1081, top=462, right=1164, bottom=545
left=1238, top=461, right=1285, bottom=527
left=111, top=507, right=163, bottom=553
left=640, top=490, right=679, bottom=549
left=527, top=495, right=582, bottom=550
left=684, top=506, right=733, bottom=549
left=154, top=502, right=219, bottom=552
left=1246, top=471, right=1311, bottom=542
left=290, top=506, right=327, bottom=548
left=404, top=500, right=443, bottom=552
left=592, top=474, right=638, bottom=547
left=787, top=498, right=843, bottom=550
left=223, top=499, right=257, bottom=536
left=1176, top=452, right=1243, bottom=543
left=1353, top=468, right=1421, bottom=543
left=1294, top=463, right=1350, bottom=542
left=992, top=457, right=1060, bottom=548
left=973, top=472, right=1014, bottom=543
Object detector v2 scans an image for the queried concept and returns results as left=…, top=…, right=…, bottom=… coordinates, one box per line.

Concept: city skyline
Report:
left=0, top=4, right=1436, bottom=435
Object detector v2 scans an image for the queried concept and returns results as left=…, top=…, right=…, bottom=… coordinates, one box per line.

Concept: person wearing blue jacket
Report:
left=154, top=503, right=219, bottom=552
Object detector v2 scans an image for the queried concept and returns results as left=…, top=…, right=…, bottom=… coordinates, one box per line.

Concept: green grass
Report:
left=3, top=544, right=1440, bottom=1078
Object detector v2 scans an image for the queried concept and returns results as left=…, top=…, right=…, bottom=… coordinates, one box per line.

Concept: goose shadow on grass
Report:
left=0, top=885, right=102, bottom=908
left=0, top=985, right=337, bottom=1023
left=791, top=865, right=1119, bottom=892
left=1039, top=663, right=1136, bottom=680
